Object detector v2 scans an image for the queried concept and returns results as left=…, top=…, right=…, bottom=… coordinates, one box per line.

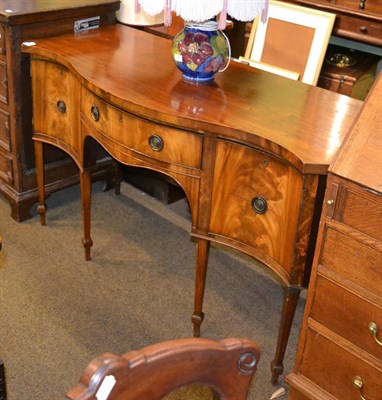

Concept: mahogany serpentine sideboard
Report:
left=22, top=24, right=362, bottom=384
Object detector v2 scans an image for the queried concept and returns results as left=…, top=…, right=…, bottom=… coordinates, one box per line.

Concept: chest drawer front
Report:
left=0, top=108, right=10, bottom=151
left=31, top=60, right=80, bottom=153
left=81, top=89, right=203, bottom=169
left=0, top=60, right=8, bottom=104
left=311, top=274, right=382, bottom=360
left=320, top=227, right=382, bottom=297
left=335, top=16, right=382, bottom=46
left=339, top=188, right=382, bottom=241
left=209, top=140, right=304, bottom=271
left=301, top=327, right=382, bottom=399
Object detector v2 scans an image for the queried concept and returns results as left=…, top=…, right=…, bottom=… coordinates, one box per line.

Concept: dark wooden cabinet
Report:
left=286, top=74, right=382, bottom=399
left=242, top=1, right=382, bottom=101
left=0, top=0, right=120, bottom=221
left=281, top=0, right=382, bottom=47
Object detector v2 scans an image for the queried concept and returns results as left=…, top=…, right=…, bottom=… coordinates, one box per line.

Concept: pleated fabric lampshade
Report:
left=136, top=0, right=269, bottom=28
left=117, top=0, right=164, bottom=26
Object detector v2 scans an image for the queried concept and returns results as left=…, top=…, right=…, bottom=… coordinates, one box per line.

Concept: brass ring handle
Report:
left=368, top=322, right=382, bottom=346
left=353, top=376, right=367, bottom=400
left=148, top=135, right=164, bottom=152
left=251, top=196, right=267, bottom=214
left=90, top=105, right=100, bottom=122
left=57, top=100, right=66, bottom=114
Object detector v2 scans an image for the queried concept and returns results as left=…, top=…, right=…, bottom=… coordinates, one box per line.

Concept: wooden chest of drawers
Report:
left=0, top=0, right=119, bottom=221
left=286, top=74, right=382, bottom=399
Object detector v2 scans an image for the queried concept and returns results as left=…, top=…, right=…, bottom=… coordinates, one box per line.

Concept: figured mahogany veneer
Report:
left=23, top=24, right=363, bottom=384
left=286, top=74, right=382, bottom=398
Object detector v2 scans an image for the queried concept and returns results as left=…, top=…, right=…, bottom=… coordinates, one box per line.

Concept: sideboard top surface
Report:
left=23, top=24, right=363, bottom=174
left=0, top=0, right=120, bottom=24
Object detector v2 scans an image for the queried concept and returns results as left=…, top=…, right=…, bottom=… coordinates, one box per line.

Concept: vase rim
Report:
left=184, top=20, right=219, bottom=31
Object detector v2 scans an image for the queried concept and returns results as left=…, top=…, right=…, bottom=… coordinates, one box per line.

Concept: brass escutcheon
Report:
left=148, top=135, right=164, bottom=152
left=57, top=100, right=66, bottom=114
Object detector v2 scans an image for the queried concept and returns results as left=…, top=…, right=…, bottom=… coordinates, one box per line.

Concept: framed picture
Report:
left=245, top=0, right=335, bottom=85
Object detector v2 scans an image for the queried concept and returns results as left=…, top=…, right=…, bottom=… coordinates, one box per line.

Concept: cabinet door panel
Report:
left=210, top=140, right=304, bottom=272
left=31, top=60, right=80, bottom=157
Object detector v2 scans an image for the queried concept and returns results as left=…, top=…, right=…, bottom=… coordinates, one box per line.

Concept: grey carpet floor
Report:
left=0, top=180, right=305, bottom=399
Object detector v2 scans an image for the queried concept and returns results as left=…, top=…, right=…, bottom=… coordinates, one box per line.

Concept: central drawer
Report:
left=81, top=88, right=203, bottom=170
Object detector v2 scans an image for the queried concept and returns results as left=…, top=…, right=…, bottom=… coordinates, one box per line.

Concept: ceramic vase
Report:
left=171, top=20, right=230, bottom=84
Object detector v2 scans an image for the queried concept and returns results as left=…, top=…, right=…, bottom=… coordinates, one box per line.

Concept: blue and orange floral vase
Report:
left=171, top=20, right=230, bottom=84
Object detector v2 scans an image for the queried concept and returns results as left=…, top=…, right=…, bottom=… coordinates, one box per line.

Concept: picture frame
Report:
left=244, top=0, right=336, bottom=85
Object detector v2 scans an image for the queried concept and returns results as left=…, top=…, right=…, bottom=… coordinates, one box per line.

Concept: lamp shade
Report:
left=118, top=0, right=164, bottom=26
left=137, top=0, right=269, bottom=28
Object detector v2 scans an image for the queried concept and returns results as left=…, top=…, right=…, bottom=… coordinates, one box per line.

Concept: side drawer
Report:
left=311, top=274, right=382, bottom=360
left=300, top=327, right=382, bottom=399
left=31, top=59, right=81, bottom=156
left=81, top=88, right=203, bottom=170
left=209, top=139, right=304, bottom=272
left=320, top=226, right=382, bottom=297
